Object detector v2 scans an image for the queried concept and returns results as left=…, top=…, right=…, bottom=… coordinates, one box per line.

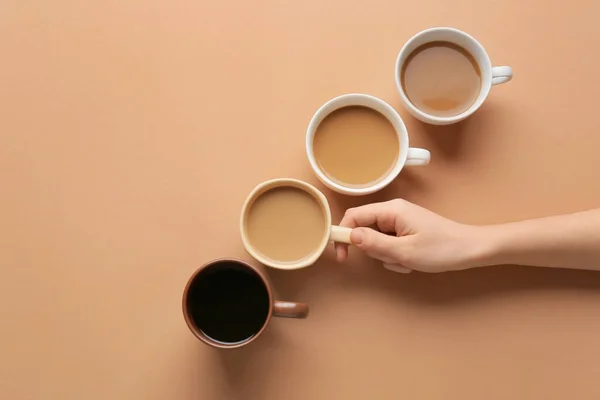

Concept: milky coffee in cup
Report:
left=401, top=41, right=481, bottom=117
left=313, top=105, right=400, bottom=188
left=244, top=185, right=327, bottom=262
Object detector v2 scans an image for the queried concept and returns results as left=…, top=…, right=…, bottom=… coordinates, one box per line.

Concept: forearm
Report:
left=475, top=209, right=600, bottom=271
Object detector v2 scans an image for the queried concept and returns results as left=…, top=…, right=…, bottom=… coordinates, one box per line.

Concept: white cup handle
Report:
left=330, top=225, right=352, bottom=244
left=492, top=66, right=513, bottom=86
left=405, top=148, right=431, bottom=167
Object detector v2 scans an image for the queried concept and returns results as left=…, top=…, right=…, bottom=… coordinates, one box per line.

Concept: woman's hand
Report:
left=335, top=199, right=486, bottom=273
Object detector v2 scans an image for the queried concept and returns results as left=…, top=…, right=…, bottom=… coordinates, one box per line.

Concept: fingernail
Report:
left=351, top=229, right=364, bottom=245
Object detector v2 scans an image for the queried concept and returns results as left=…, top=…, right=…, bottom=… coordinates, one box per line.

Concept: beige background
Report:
left=2, top=0, right=600, bottom=399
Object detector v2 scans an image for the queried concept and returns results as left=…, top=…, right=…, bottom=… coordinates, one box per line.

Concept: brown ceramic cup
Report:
left=182, top=258, right=309, bottom=349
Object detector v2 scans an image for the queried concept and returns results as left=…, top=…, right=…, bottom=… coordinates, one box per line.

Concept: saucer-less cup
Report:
left=182, top=258, right=309, bottom=349
left=395, top=27, right=513, bottom=125
left=306, top=93, right=431, bottom=196
left=240, top=178, right=353, bottom=269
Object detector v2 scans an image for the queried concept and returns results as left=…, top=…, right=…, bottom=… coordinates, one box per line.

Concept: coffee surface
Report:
left=313, top=106, right=399, bottom=187
left=187, top=262, right=270, bottom=344
left=401, top=41, right=481, bottom=117
left=245, top=186, right=327, bottom=262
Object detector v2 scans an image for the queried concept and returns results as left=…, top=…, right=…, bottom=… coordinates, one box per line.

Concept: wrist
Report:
left=458, top=225, right=505, bottom=270
left=472, top=224, right=519, bottom=268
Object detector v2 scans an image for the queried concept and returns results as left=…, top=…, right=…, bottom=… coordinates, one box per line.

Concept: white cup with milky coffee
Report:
left=306, top=93, right=431, bottom=196
left=395, top=27, right=513, bottom=125
left=240, top=178, right=353, bottom=270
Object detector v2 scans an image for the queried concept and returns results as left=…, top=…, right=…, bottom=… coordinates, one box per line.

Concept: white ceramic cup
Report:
left=395, top=27, right=513, bottom=125
left=306, top=93, right=431, bottom=196
left=240, top=178, right=353, bottom=270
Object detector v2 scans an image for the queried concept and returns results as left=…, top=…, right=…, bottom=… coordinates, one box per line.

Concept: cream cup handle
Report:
left=405, top=148, right=431, bottom=167
left=330, top=225, right=353, bottom=244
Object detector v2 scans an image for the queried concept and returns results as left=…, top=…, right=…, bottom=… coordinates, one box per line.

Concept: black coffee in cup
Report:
left=185, top=261, right=270, bottom=344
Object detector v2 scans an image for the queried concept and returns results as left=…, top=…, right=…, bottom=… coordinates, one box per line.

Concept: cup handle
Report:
left=330, top=225, right=352, bottom=244
left=273, top=301, right=309, bottom=318
left=405, top=148, right=431, bottom=167
left=492, top=66, right=513, bottom=86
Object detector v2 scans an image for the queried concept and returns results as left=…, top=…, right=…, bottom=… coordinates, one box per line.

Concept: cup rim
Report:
left=305, top=93, right=409, bottom=195
left=181, top=258, right=274, bottom=349
left=240, top=178, right=332, bottom=270
left=394, top=27, right=492, bottom=124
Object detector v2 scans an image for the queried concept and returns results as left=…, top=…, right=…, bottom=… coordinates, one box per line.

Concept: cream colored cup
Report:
left=240, top=178, right=352, bottom=270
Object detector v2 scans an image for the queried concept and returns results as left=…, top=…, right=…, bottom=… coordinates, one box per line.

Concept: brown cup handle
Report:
left=273, top=301, right=309, bottom=318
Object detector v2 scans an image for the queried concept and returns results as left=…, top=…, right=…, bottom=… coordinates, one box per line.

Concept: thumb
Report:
left=351, top=227, right=402, bottom=263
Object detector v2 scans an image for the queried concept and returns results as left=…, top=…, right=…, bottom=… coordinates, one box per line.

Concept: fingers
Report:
left=335, top=242, right=349, bottom=262
left=339, top=200, right=403, bottom=234
left=351, top=227, right=403, bottom=264
left=336, top=200, right=409, bottom=263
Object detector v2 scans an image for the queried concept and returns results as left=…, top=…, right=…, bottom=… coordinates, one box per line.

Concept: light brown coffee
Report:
left=401, top=41, right=481, bottom=117
left=313, top=106, right=399, bottom=187
left=245, top=186, right=327, bottom=262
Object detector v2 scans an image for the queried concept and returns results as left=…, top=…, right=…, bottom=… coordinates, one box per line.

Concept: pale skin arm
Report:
left=334, top=199, right=600, bottom=273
